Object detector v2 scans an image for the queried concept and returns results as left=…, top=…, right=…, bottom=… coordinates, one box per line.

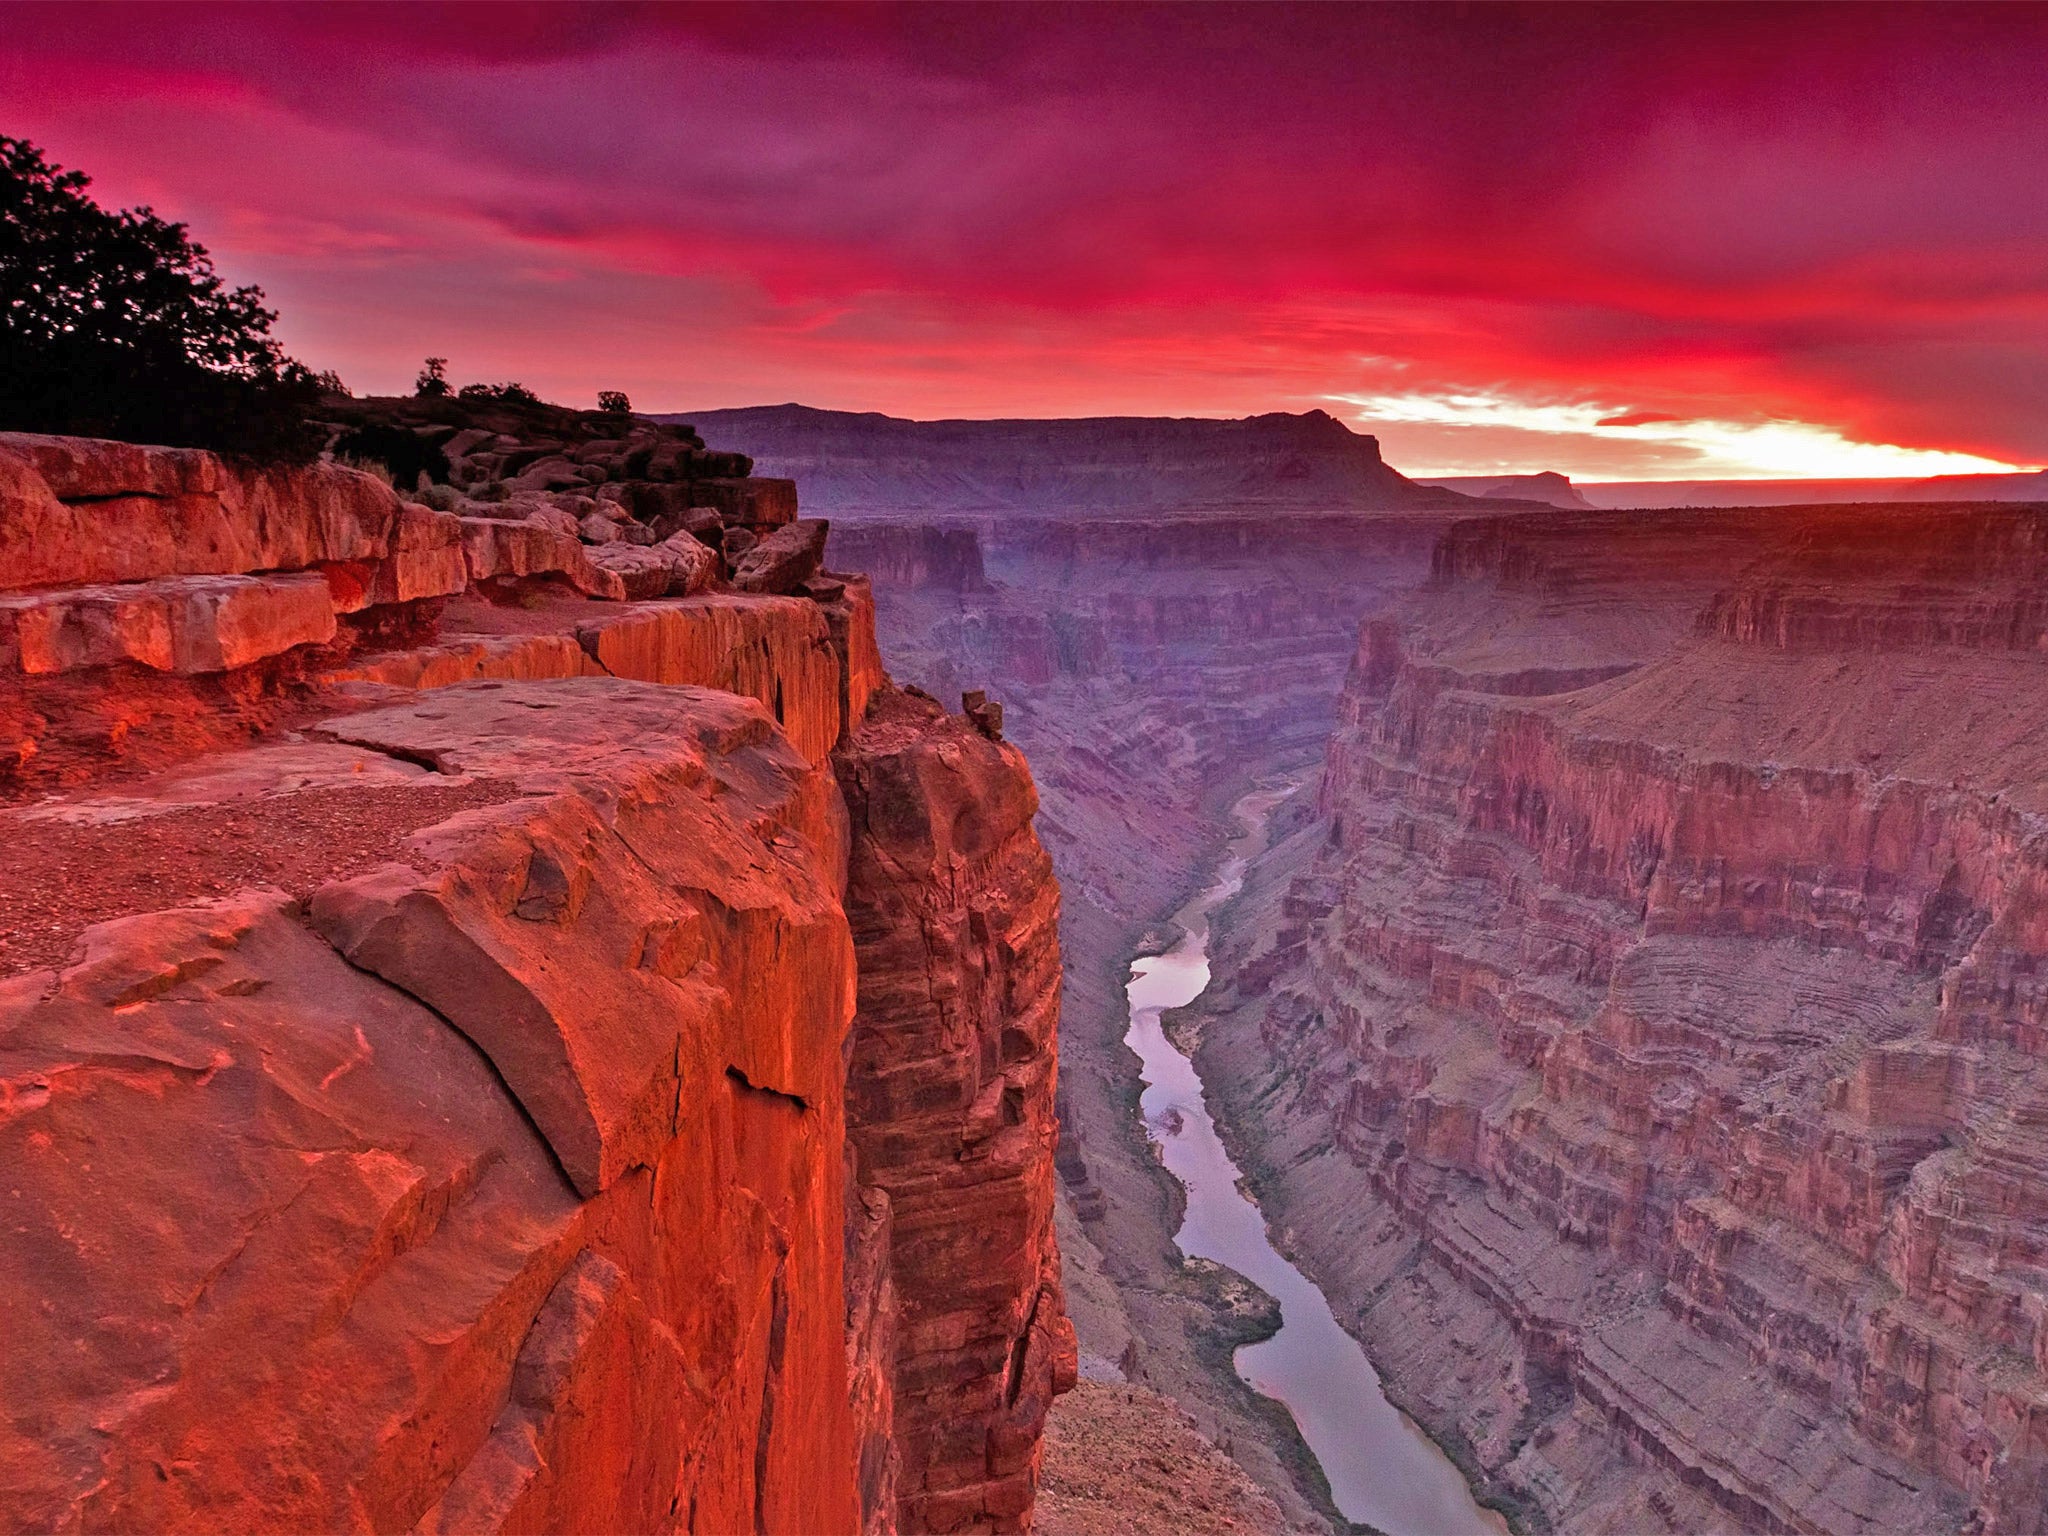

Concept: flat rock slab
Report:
left=311, top=678, right=853, bottom=1197
left=0, top=571, right=337, bottom=675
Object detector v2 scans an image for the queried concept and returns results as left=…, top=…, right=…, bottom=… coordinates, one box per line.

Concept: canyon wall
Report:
left=1195, top=502, right=2048, bottom=1535
left=0, top=429, right=1069, bottom=1535
left=830, top=512, right=1447, bottom=1529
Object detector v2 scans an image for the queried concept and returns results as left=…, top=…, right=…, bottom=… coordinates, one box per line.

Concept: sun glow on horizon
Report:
left=1332, top=389, right=2034, bottom=481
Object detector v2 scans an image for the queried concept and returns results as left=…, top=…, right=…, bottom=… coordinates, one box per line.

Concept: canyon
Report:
left=0, top=414, right=1072, bottom=1536
left=12, top=386, right=2047, bottom=1536
left=796, top=449, right=2048, bottom=1534
left=824, top=508, right=1464, bottom=1530
left=1185, top=503, right=2048, bottom=1534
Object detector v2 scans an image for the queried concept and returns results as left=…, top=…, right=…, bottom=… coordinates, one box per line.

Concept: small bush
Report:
left=415, top=357, right=449, bottom=397
left=457, top=381, right=541, bottom=407
left=597, top=389, right=632, bottom=415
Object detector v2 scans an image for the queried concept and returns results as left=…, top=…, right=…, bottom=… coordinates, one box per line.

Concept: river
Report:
left=1123, top=784, right=1507, bottom=1536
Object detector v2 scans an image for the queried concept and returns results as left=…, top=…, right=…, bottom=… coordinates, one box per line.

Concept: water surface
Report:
left=1123, top=786, right=1506, bottom=1536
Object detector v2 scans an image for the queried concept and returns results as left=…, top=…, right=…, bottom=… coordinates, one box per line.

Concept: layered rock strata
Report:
left=0, top=433, right=1067, bottom=1534
left=838, top=687, right=1077, bottom=1530
left=1195, top=503, right=2048, bottom=1535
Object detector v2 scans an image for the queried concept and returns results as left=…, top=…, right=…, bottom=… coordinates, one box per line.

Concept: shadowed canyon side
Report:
left=1188, top=503, right=2048, bottom=1535
left=0, top=422, right=1068, bottom=1535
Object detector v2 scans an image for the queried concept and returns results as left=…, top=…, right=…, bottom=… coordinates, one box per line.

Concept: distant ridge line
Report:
left=665, top=402, right=1499, bottom=515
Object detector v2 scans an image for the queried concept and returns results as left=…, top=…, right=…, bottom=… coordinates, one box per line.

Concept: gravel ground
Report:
left=0, top=779, right=518, bottom=976
left=1037, top=1380, right=1293, bottom=1536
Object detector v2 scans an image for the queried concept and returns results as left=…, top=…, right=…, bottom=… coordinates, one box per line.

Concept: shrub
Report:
left=456, top=381, right=541, bottom=407
left=0, top=135, right=322, bottom=460
left=331, top=421, right=450, bottom=490
left=415, top=357, right=449, bottom=397
left=597, top=389, right=632, bottom=415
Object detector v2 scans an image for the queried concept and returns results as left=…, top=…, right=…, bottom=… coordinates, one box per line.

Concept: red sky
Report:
left=5, top=1, right=2047, bottom=479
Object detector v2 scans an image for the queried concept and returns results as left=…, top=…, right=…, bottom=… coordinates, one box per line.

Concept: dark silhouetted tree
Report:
left=0, top=136, right=321, bottom=460
left=457, top=381, right=540, bottom=406
left=597, top=389, right=632, bottom=415
left=415, top=356, right=449, bottom=396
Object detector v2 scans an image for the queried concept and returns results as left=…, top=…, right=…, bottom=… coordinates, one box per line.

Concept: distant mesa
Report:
left=663, top=403, right=1498, bottom=515
left=1415, top=471, right=1593, bottom=509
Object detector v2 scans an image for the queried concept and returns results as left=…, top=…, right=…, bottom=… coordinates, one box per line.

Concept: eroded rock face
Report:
left=0, top=680, right=863, bottom=1535
left=0, top=433, right=398, bottom=589
left=1200, top=504, right=2048, bottom=1536
left=837, top=686, right=1077, bottom=1533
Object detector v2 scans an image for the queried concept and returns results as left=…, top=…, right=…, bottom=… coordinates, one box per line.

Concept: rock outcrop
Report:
left=1193, top=502, right=2048, bottom=1535
left=838, top=687, right=1076, bottom=1530
left=0, top=428, right=1069, bottom=1534
left=1417, top=471, right=1594, bottom=510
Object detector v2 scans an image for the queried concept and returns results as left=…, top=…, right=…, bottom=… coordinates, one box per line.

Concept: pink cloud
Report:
left=2, top=2, right=2044, bottom=472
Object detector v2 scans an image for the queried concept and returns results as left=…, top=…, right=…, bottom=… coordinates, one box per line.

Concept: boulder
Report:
left=584, top=544, right=676, bottom=601
left=656, top=531, right=719, bottom=596
left=524, top=504, right=582, bottom=540
left=579, top=512, right=626, bottom=545
left=507, top=456, right=585, bottom=494
left=459, top=517, right=626, bottom=600
left=646, top=503, right=725, bottom=544
left=585, top=532, right=720, bottom=600
left=732, top=519, right=830, bottom=596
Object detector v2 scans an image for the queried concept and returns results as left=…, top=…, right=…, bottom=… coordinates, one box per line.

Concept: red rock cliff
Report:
left=837, top=687, right=1076, bottom=1532
left=0, top=429, right=1068, bottom=1535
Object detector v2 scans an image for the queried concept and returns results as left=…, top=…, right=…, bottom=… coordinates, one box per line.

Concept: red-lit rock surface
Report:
left=1192, top=503, right=2048, bottom=1535
left=837, top=686, right=1076, bottom=1532
left=0, top=432, right=1070, bottom=1535
left=1035, top=1381, right=1288, bottom=1536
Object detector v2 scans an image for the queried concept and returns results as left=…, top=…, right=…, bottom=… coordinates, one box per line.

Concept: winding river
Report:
left=1124, top=785, right=1506, bottom=1536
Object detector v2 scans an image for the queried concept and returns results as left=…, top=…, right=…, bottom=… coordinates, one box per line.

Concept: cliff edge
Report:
left=0, top=425, right=1073, bottom=1534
